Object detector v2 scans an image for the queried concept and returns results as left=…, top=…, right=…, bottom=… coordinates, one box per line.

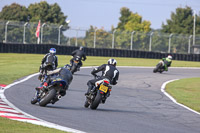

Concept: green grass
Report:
left=166, top=78, right=200, bottom=112
left=1, top=53, right=200, bottom=85
left=0, top=117, right=67, bottom=133
left=0, top=53, right=200, bottom=133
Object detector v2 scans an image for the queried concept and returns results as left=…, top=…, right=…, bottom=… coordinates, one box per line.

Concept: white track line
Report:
left=161, top=79, right=200, bottom=115
left=0, top=73, right=86, bottom=133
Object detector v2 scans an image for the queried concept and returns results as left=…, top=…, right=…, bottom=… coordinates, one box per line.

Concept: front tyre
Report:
left=84, top=99, right=90, bottom=108
left=90, top=90, right=102, bottom=110
left=31, top=97, right=38, bottom=104
left=39, top=89, right=56, bottom=107
left=71, top=65, right=77, bottom=74
left=31, top=91, right=38, bottom=104
left=153, top=68, right=157, bottom=73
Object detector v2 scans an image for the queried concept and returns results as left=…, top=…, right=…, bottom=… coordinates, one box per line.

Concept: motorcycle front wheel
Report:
left=31, top=91, right=38, bottom=104
left=31, top=97, right=38, bottom=104
left=153, top=68, right=157, bottom=73
left=84, top=98, right=90, bottom=108
left=71, top=65, right=77, bottom=74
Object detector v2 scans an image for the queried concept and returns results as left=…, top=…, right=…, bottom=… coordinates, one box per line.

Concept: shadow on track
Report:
left=73, top=73, right=91, bottom=77
left=87, top=108, right=148, bottom=115
left=45, top=105, right=85, bottom=110
left=40, top=104, right=146, bottom=115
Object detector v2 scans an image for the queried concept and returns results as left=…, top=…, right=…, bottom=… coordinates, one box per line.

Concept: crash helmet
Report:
left=49, top=48, right=56, bottom=54
left=108, top=58, right=117, bottom=66
left=167, top=55, right=172, bottom=60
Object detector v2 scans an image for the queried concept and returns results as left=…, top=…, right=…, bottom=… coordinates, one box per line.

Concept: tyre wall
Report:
left=0, top=43, right=200, bottom=61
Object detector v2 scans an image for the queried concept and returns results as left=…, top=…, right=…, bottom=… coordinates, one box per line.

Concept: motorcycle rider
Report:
left=38, top=48, right=58, bottom=81
left=85, top=58, right=119, bottom=97
left=36, top=66, right=73, bottom=104
left=161, top=55, right=172, bottom=71
left=70, top=46, right=86, bottom=70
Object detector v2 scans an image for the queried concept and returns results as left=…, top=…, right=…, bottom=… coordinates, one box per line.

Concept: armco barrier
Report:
left=0, top=43, right=200, bottom=61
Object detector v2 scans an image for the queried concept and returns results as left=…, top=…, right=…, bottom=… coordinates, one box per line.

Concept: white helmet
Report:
left=108, top=58, right=117, bottom=66
left=49, top=48, right=56, bottom=54
left=167, top=55, right=172, bottom=60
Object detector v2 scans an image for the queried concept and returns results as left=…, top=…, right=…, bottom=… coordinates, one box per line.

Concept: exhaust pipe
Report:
left=57, top=95, right=62, bottom=99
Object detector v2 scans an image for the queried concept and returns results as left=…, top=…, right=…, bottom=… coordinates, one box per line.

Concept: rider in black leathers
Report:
left=36, top=67, right=73, bottom=104
left=38, top=48, right=58, bottom=81
left=70, top=46, right=86, bottom=70
left=85, top=58, right=119, bottom=96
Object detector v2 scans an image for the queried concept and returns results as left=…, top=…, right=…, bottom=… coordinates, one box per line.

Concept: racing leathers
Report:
left=70, top=49, right=86, bottom=68
left=38, top=53, right=58, bottom=81
left=86, top=64, right=119, bottom=95
left=161, top=57, right=172, bottom=71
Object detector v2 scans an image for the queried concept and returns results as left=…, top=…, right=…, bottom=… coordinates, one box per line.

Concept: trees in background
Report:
left=162, top=6, right=200, bottom=35
left=0, top=3, right=28, bottom=21
left=0, top=2, right=199, bottom=53
left=114, top=7, right=151, bottom=50
left=0, top=1, right=69, bottom=44
left=161, top=6, right=200, bottom=53
left=84, top=7, right=152, bottom=50
left=117, top=7, right=151, bottom=32
left=0, top=1, right=67, bottom=24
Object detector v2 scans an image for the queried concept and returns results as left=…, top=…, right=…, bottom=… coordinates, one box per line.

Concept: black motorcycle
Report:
left=153, top=61, right=165, bottom=73
left=70, top=56, right=81, bottom=74
left=84, top=77, right=112, bottom=110
left=38, top=62, right=54, bottom=82
left=31, top=68, right=73, bottom=107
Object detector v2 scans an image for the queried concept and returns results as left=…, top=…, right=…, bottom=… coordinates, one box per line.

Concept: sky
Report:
left=0, top=0, right=200, bottom=30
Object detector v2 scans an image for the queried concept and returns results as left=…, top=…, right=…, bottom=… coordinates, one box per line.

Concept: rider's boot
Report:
left=35, top=82, right=48, bottom=92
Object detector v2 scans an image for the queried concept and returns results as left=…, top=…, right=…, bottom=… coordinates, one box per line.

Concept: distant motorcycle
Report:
left=84, top=76, right=112, bottom=110
left=153, top=61, right=165, bottom=73
left=70, top=56, right=81, bottom=74
left=31, top=68, right=73, bottom=107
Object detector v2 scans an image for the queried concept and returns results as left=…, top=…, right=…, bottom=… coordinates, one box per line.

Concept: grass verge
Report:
left=166, top=77, right=200, bottom=112
left=1, top=53, right=200, bottom=85
left=0, top=117, right=67, bottom=133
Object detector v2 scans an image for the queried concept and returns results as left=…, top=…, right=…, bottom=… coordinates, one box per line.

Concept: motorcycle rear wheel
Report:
left=39, top=89, right=56, bottom=107
left=90, top=90, right=102, bottom=110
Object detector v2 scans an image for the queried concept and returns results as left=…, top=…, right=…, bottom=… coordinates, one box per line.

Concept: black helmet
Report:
left=108, top=58, right=117, bottom=66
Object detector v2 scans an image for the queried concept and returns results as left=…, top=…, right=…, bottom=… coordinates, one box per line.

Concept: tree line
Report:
left=0, top=1, right=199, bottom=53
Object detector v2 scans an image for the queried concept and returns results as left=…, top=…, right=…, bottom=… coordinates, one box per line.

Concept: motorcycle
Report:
left=31, top=68, right=73, bottom=107
left=38, top=62, right=54, bottom=82
left=70, top=56, right=81, bottom=74
left=84, top=76, right=112, bottom=110
left=153, top=61, right=165, bottom=73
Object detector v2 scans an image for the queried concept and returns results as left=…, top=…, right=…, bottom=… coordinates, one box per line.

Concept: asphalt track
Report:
left=4, top=67, right=200, bottom=133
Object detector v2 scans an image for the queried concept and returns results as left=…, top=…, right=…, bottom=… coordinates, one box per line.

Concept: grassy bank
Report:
left=1, top=53, right=200, bottom=85
left=166, top=78, right=200, bottom=112
left=0, top=53, right=200, bottom=132
left=0, top=117, right=67, bottom=133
